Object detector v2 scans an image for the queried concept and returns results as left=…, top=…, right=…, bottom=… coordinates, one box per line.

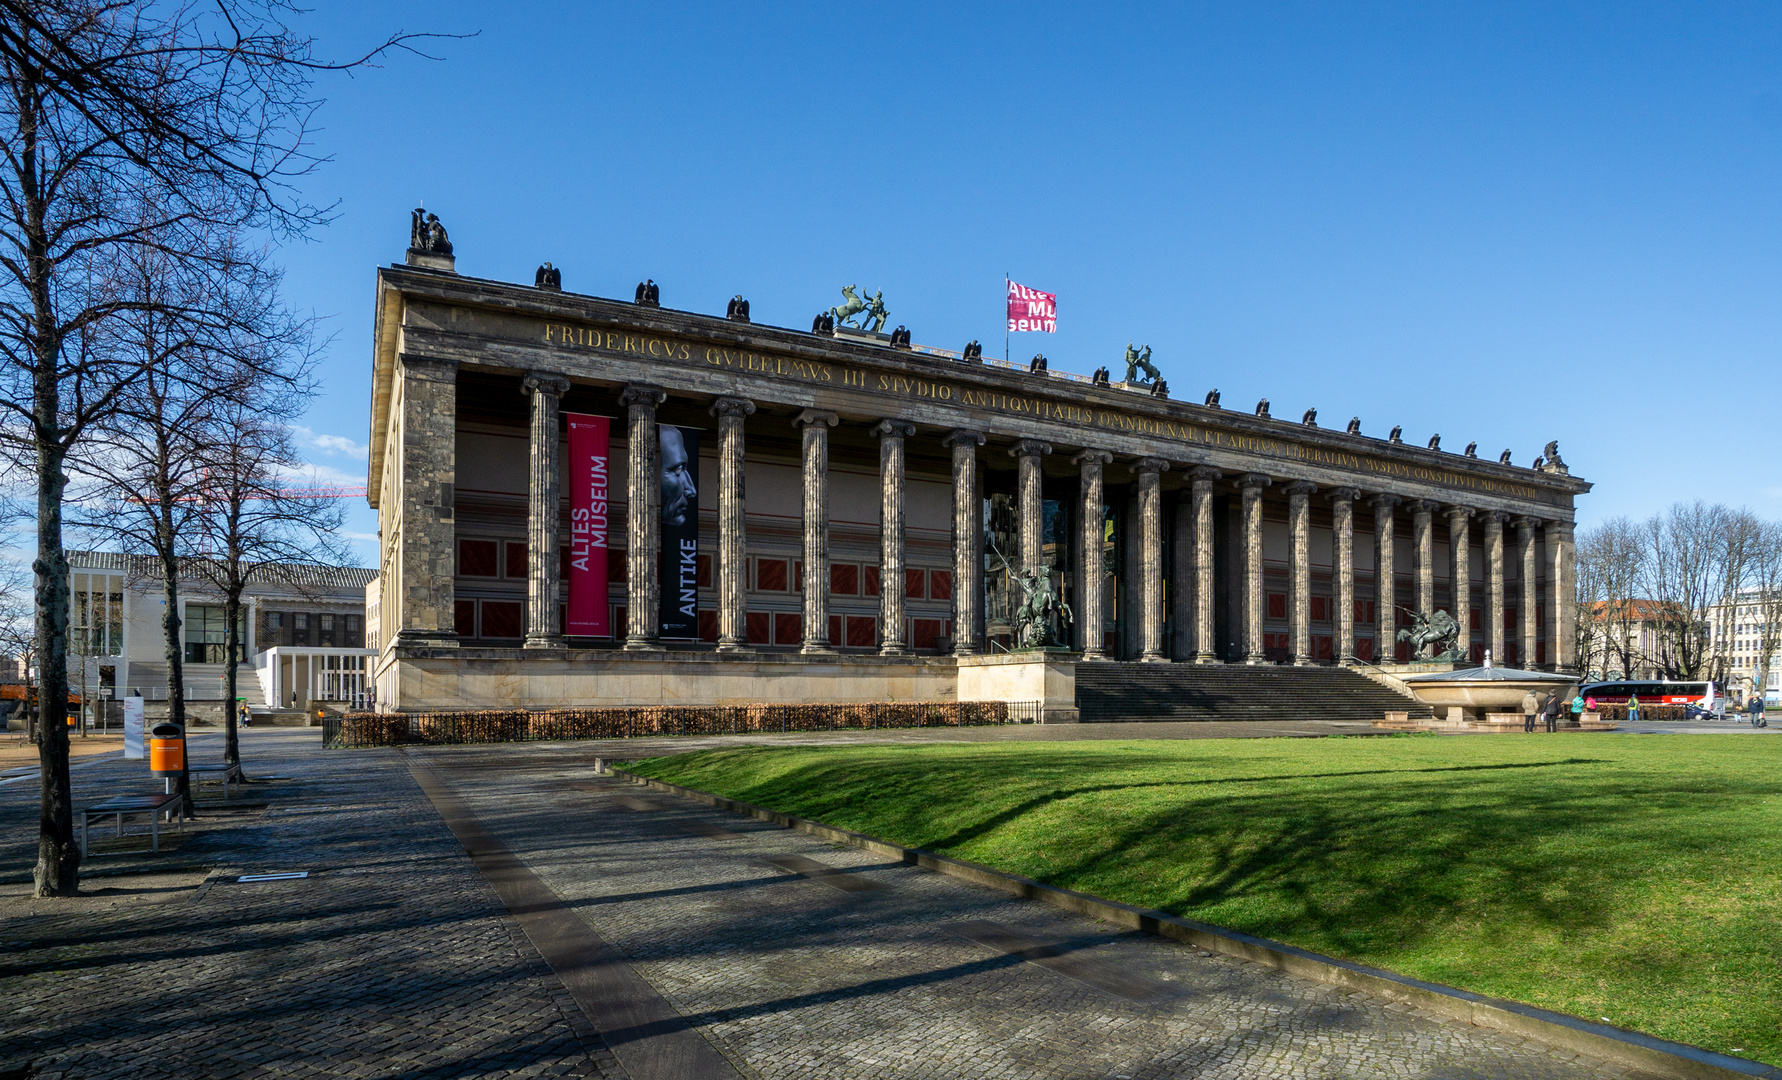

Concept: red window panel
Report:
left=1310, top=597, right=1328, bottom=622
left=459, top=539, right=498, bottom=578
left=774, top=612, right=802, bottom=645
left=1356, top=637, right=1374, bottom=662
left=745, top=611, right=770, bottom=645
left=481, top=601, right=523, bottom=639
left=906, top=568, right=926, bottom=599
left=1471, top=643, right=1485, bottom=665
left=1505, top=642, right=1519, bottom=665
left=828, top=614, right=843, bottom=645
left=756, top=559, right=788, bottom=592
left=930, top=570, right=953, bottom=601
left=794, top=561, right=804, bottom=591
left=1536, top=641, right=1547, bottom=666
left=696, top=554, right=712, bottom=589
left=1104, top=631, right=1118, bottom=656
left=1537, top=606, right=1545, bottom=626
left=454, top=600, right=477, bottom=638
left=1314, top=635, right=1333, bottom=660
left=608, top=548, right=628, bottom=585
left=1355, top=600, right=1377, bottom=624
left=697, top=609, right=719, bottom=643
left=1266, top=593, right=1287, bottom=620
left=1504, top=608, right=1518, bottom=630
left=1469, top=609, right=1481, bottom=630
left=864, top=566, right=881, bottom=596
left=505, top=541, right=529, bottom=580
left=1394, top=639, right=1410, bottom=662
left=831, top=563, right=859, bottom=595
left=846, top=615, right=877, bottom=648
left=912, top=618, right=942, bottom=650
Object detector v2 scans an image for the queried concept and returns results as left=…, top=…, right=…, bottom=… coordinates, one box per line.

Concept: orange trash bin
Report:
left=149, top=722, right=184, bottom=776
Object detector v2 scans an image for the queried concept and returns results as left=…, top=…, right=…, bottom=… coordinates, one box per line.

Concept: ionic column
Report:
left=1548, top=519, right=1577, bottom=673
left=522, top=372, right=570, bottom=649
left=1010, top=440, right=1052, bottom=575
left=1410, top=501, right=1437, bottom=636
left=621, top=385, right=667, bottom=651
left=710, top=397, right=756, bottom=652
left=1484, top=512, right=1508, bottom=662
left=1371, top=495, right=1400, bottom=661
left=944, top=430, right=986, bottom=656
left=1239, top=473, right=1271, bottom=665
left=1447, top=505, right=1473, bottom=660
left=391, top=354, right=459, bottom=649
left=1285, top=481, right=1317, bottom=665
left=1171, top=493, right=1193, bottom=660
left=1191, top=467, right=1222, bottom=663
left=1328, top=488, right=1360, bottom=663
left=1133, top=458, right=1170, bottom=662
left=1074, top=450, right=1113, bottom=660
left=874, top=420, right=916, bottom=656
left=1516, top=515, right=1539, bottom=668
left=796, top=410, right=839, bottom=654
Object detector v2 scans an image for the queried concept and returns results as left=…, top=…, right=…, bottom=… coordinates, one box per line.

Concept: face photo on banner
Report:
left=659, top=425, right=700, bottom=638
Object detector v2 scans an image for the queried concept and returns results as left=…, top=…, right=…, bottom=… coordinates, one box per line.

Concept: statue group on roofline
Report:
left=409, top=208, right=452, bottom=255
left=1122, top=343, right=1159, bottom=384
left=824, top=284, right=890, bottom=334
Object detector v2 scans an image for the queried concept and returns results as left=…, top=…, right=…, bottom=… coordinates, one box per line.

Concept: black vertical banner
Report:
left=659, top=425, right=700, bottom=638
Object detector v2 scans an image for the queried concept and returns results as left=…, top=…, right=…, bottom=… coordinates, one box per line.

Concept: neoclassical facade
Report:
left=368, top=252, right=1590, bottom=713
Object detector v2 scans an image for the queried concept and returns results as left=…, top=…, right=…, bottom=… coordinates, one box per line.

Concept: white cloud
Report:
left=278, top=460, right=368, bottom=489
left=292, top=425, right=368, bottom=460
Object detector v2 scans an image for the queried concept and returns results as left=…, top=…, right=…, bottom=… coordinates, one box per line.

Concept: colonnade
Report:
left=513, top=376, right=1578, bottom=671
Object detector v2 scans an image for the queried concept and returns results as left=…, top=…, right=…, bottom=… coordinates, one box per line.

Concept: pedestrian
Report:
left=1542, top=694, right=1560, bottom=732
left=1751, top=695, right=1767, bottom=729
left=1585, top=694, right=1598, bottom=713
left=1627, top=694, right=1641, bottom=724
left=1521, top=690, right=1539, bottom=732
left=1570, top=692, right=1585, bottom=726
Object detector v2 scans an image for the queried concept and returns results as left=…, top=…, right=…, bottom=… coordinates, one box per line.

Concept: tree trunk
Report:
left=32, top=438, right=77, bottom=896
left=222, top=587, right=242, bottom=772
left=158, top=551, right=192, bottom=814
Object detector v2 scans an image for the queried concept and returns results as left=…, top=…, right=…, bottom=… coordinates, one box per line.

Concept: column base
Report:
left=1292, top=655, right=1314, bottom=666
left=952, top=645, right=981, bottom=658
left=1245, top=654, right=1270, bottom=665
left=800, top=644, right=836, bottom=656
left=715, top=640, right=751, bottom=653
left=1193, top=653, right=1220, bottom=665
left=623, top=637, right=664, bottom=652
left=1081, top=650, right=1107, bottom=662
left=878, top=645, right=909, bottom=657
left=523, top=634, right=566, bottom=651
left=1140, top=652, right=1169, bottom=663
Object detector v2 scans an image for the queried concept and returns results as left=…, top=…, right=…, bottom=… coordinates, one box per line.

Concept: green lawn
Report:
left=631, top=734, right=1782, bottom=1064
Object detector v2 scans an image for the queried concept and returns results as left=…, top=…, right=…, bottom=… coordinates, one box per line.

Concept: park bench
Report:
left=79, top=792, right=189, bottom=856
left=190, top=762, right=243, bottom=800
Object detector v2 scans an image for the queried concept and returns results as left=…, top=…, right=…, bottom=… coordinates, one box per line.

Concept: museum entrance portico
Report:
left=367, top=253, right=1590, bottom=714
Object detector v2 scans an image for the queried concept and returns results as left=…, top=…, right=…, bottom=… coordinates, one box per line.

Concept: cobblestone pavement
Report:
left=0, top=728, right=625, bottom=1080
left=428, top=741, right=1660, bottom=1080
left=0, top=727, right=1668, bottom=1079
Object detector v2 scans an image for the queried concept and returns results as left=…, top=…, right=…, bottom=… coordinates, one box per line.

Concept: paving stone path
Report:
left=0, top=727, right=1663, bottom=1079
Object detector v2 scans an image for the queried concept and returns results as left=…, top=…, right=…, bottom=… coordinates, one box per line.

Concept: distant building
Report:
left=1707, top=588, right=1780, bottom=701
left=1580, top=599, right=1680, bottom=680
left=64, top=551, right=377, bottom=721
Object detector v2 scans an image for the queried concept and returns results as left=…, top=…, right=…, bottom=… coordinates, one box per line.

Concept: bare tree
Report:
left=0, top=2, right=431, bottom=895
left=189, top=403, right=345, bottom=773
left=1576, top=517, right=1647, bottom=679
left=1745, top=521, right=1782, bottom=704
left=1638, top=502, right=1762, bottom=680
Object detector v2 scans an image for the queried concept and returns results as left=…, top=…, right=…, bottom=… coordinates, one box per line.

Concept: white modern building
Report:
left=1708, top=588, right=1781, bottom=703
left=65, top=551, right=377, bottom=721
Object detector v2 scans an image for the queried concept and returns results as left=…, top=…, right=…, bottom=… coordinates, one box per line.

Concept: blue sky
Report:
left=278, top=3, right=1782, bottom=567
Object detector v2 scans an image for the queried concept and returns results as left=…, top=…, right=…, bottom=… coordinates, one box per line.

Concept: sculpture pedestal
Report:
left=833, top=327, right=891, bottom=346
left=957, top=653, right=1078, bottom=724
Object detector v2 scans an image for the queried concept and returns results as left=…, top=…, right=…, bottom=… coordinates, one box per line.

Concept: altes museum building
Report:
left=368, top=229, right=1591, bottom=719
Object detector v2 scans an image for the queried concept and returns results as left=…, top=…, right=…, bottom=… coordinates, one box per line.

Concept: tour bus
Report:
left=1580, top=680, right=1725, bottom=718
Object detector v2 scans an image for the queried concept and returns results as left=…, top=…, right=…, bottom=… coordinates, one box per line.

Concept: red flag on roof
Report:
left=1007, top=280, right=1056, bottom=333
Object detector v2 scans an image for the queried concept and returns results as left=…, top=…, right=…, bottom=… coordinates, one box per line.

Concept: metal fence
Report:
left=323, top=699, right=1040, bottom=749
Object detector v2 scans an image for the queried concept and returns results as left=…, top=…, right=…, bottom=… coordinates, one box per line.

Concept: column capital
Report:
left=1407, top=498, right=1441, bottom=515
left=1445, top=504, right=1475, bottom=520
left=1130, top=457, right=1170, bottom=476
left=1326, top=486, right=1361, bottom=502
left=871, top=418, right=916, bottom=439
left=1071, top=448, right=1114, bottom=467
left=1369, top=492, right=1401, bottom=511
left=1485, top=510, right=1513, bottom=525
left=943, top=428, right=986, bottom=448
left=1237, top=472, right=1271, bottom=492
left=792, top=408, right=839, bottom=429
left=1512, top=515, right=1539, bottom=531
left=1189, top=465, right=1223, bottom=484
left=1283, top=480, right=1318, bottom=498
left=709, top=396, right=756, bottom=418
left=521, top=370, right=570, bottom=397
left=1545, top=518, right=1576, bottom=536
left=619, top=384, right=667, bottom=408
left=1009, top=439, right=1053, bottom=458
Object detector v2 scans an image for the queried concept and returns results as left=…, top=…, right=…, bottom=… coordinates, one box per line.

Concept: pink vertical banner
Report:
left=566, top=413, right=611, bottom=636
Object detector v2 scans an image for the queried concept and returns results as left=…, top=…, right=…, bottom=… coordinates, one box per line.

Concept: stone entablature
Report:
left=368, top=264, right=1591, bottom=711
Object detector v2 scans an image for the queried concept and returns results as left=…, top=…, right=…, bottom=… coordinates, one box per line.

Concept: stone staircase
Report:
left=1074, top=662, right=1434, bottom=724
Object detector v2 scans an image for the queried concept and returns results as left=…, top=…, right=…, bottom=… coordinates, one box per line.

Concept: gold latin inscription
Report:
left=543, top=320, right=1545, bottom=500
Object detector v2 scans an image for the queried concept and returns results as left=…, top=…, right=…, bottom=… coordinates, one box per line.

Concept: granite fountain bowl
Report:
left=1400, top=665, right=1579, bottom=722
